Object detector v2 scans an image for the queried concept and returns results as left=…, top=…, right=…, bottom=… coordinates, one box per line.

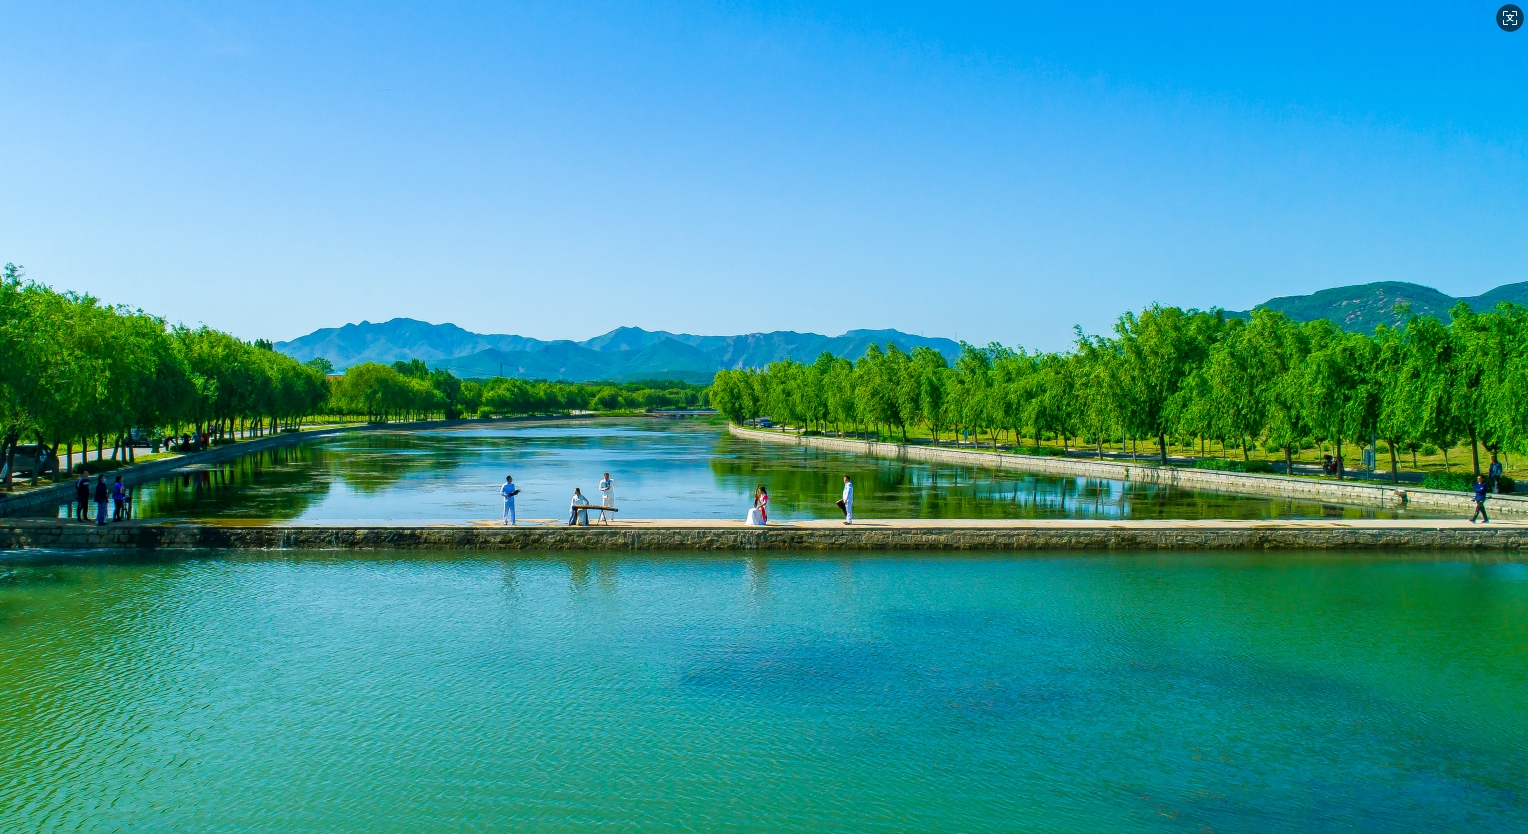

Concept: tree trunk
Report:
left=1470, top=428, right=1481, bottom=478
left=1158, top=434, right=1168, bottom=466
left=1388, top=441, right=1399, bottom=483
left=1336, top=435, right=1344, bottom=480
left=1242, top=436, right=1250, bottom=462
left=1284, top=443, right=1292, bottom=475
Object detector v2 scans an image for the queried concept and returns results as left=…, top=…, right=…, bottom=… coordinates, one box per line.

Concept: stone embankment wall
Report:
left=5, top=521, right=1528, bottom=552
left=729, top=425, right=1526, bottom=516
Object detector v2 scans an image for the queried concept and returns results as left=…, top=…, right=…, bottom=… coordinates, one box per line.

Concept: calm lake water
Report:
left=0, top=551, right=1523, bottom=832
left=54, top=419, right=1444, bottom=522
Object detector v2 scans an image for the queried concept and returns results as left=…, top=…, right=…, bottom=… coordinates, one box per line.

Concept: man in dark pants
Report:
left=1471, top=476, right=1490, bottom=524
left=75, top=475, right=91, bottom=521
left=93, top=476, right=110, bottom=526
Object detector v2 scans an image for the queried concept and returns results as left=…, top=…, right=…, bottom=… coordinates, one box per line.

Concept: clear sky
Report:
left=2, top=2, right=1525, bottom=351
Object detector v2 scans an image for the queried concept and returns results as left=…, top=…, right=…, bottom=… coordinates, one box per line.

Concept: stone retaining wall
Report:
left=729, top=425, right=1525, bottom=516
left=4, top=520, right=1526, bottom=552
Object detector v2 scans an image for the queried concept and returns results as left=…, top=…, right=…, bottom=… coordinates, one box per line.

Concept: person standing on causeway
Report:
left=500, top=476, right=520, bottom=526
left=836, top=475, right=854, bottom=525
left=598, top=472, right=614, bottom=523
left=93, top=475, right=109, bottom=526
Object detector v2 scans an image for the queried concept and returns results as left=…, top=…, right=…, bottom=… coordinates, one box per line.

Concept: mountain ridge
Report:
left=1229, top=280, right=1528, bottom=332
left=275, top=321, right=962, bottom=381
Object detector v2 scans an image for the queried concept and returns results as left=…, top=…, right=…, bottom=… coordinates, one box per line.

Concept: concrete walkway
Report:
left=6, top=516, right=1525, bottom=553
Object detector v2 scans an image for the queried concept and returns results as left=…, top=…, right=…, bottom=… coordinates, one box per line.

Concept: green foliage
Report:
left=1422, top=471, right=1474, bottom=492
left=719, top=299, right=1528, bottom=480
left=0, top=265, right=328, bottom=482
left=1193, top=458, right=1273, bottom=474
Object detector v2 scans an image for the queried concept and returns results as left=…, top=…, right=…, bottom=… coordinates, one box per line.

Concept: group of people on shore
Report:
left=71, top=474, right=132, bottom=525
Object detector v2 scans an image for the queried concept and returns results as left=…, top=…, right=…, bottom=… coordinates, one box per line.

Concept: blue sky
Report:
left=2, top=2, right=1525, bottom=350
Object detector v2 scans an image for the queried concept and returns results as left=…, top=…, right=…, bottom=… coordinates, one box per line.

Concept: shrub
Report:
left=71, top=459, right=126, bottom=475
left=1422, top=472, right=1473, bottom=492
left=1421, top=444, right=1438, bottom=456
left=1498, top=475, right=1517, bottom=494
left=1193, top=458, right=1273, bottom=474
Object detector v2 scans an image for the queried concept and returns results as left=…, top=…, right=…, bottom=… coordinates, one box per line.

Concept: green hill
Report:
left=1231, top=281, right=1528, bottom=332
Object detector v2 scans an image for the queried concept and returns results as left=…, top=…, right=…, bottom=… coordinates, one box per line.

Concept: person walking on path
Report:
left=1472, top=475, right=1491, bottom=524
left=836, top=475, right=854, bottom=525
left=568, top=487, right=591, bottom=526
left=598, top=472, right=615, bottom=523
left=1488, top=454, right=1504, bottom=493
left=74, top=475, right=91, bottom=521
left=111, top=476, right=127, bottom=521
left=93, top=476, right=109, bottom=526
left=500, top=476, right=520, bottom=526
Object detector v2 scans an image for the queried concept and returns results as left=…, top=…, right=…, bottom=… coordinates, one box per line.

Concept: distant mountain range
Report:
left=1231, top=280, right=1528, bottom=333
left=275, top=320, right=962, bottom=382
left=278, top=280, right=1528, bottom=381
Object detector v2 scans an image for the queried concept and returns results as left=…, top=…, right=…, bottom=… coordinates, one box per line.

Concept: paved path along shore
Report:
left=6, top=517, right=1527, bottom=553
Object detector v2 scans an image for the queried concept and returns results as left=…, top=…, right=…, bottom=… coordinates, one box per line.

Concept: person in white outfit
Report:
left=500, top=476, right=520, bottom=525
left=837, top=475, right=854, bottom=524
left=598, top=472, right=615, bottom=523
left=569, top=488, right=591, bottom=526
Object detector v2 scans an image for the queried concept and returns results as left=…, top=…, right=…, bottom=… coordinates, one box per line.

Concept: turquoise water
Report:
left=1, top=551, right=1524, bottom=831
left=52, top=419, right=1443, bottom=522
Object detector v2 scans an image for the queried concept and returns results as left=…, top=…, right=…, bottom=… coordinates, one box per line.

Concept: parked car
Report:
left=0, top=444, right=54, bottom=479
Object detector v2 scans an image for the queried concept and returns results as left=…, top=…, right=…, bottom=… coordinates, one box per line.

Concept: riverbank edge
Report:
left=728, top=424, right=1525, bottom=516
left=0, top=414, right=601, bottom=517
left=4, top=520, right=1526, bottom=552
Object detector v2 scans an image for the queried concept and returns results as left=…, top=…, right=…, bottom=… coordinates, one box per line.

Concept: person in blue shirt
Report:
left=1471, top=475, right=1490, bottom=524
left=1488, top=454, right=1504, bottom=493
left=499, top=476, right=520, bottom=526
left=111, top=476, right=127, bottom=521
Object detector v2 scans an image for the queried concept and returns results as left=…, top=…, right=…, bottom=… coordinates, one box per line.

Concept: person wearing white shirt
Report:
left=598, top=472, right=614, bottom=522
left=499, top=476, right=520, bottom=525
left=836, top=475, right=854, bottom=524
left=569, top=488, right=591, bottom=526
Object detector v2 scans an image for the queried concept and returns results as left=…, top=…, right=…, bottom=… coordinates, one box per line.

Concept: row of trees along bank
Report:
left=709, top=302, right=1528, bottom=483
left=0, top=265, right=328, bottom=486
left=1, top=265, right=712, bottom=488
left=327, top=360, right=709, bottom=421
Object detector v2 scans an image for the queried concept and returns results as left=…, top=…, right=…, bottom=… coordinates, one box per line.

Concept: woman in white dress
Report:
left=746, top=484, right=769, bottom=526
